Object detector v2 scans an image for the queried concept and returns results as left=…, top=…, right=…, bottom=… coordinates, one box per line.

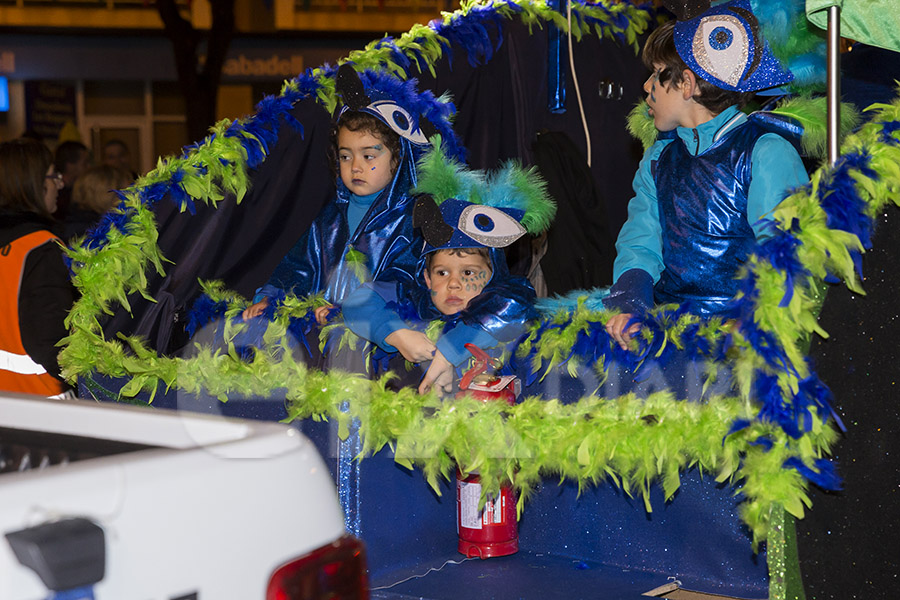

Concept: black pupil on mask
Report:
left=392, top=110, right=410, bottom=131
left=475, top=214, right=494, bottom=231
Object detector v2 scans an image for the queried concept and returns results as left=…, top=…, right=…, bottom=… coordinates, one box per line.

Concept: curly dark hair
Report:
left=328, top=111, right=402, bottom=182
left=642, top=20, right=756, bottom=114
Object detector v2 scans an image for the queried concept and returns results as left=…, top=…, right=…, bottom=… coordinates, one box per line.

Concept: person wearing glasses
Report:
left=0, top=138, right=75, bottom=396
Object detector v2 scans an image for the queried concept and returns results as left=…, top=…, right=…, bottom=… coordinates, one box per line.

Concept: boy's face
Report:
left=424, top=250, right=492, bottom=316
left=338, top=127, right=395, bottom=196
left=643, top=64, right=690, bottom=132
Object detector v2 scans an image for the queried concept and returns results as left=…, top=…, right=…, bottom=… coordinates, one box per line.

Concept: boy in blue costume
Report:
left=343, top=145, right=555, bottom=395
left=604, top=0, right=809, bottom=350
left=243, top=65, right=463, bottom=325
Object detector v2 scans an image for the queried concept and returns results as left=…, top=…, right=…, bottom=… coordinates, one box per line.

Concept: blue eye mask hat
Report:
left=672, top=0, right=793, bottom=93
left=334, top=63, right=465, bottom=161
left=411, top=136, right=556, bottom=258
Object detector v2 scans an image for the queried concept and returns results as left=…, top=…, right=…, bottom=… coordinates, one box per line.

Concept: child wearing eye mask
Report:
left=243, top=66, right=462, bottom=327
left=603, top=0, right=809, bottom=350
left=342, top=148, right=555, bottom=396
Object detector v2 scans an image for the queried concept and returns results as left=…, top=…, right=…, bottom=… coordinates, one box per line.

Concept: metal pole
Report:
left=827, top=4, right=841, bottom=165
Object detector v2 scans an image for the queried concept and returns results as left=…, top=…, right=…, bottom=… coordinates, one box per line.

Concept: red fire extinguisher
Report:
left=455, top=344, right=520, bottom=559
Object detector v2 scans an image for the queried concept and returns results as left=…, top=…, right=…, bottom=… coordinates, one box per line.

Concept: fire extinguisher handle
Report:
left=460, top=344, right=499, bottom=391
left=464, top=343, right=492, bottom=363
left=464, top=344, right=501, bottom=370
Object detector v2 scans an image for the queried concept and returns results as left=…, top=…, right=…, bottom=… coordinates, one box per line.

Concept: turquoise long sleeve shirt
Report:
left=612, top=106, right=810, bottom=285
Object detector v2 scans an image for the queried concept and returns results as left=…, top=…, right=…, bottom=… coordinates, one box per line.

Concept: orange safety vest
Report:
left=0, top=230, right=66, bottom=396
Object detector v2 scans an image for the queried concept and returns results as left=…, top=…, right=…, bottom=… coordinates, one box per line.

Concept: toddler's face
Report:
left=338, top=127, right=395, bottom=197
left=424, top=250, right=492, bottom=316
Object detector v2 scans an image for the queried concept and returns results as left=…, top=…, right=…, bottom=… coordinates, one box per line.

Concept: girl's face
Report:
left=43, top=166, right=63, bottom=214
left=337, top=127, right=395, bottom=197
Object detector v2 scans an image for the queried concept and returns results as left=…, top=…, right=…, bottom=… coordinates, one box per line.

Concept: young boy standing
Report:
left=605, top=0, right=808, bottom=349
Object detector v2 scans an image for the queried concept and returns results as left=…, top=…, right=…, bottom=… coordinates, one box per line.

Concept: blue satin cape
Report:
left=258, top=136, right=423, bottom=303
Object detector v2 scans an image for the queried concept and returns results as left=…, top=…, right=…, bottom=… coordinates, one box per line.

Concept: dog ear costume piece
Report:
left=335, top=63, right=372, bottom=111
left=413, top=195, right=455, bottom=248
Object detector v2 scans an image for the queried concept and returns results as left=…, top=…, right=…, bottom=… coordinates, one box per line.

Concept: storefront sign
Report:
left=222, top=54, right=304, bottom=78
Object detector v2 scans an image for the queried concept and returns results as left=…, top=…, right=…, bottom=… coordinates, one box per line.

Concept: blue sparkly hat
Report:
left=411, top=136, right=555, bottom=255
left=673, top=0, right=793, bottom=92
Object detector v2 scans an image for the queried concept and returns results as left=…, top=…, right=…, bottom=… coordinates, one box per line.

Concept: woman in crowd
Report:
left=0, top=138, right=75, bottom=396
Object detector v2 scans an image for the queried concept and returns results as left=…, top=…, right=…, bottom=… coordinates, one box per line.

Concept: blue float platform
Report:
left=80, top=373, right=768, bottom=599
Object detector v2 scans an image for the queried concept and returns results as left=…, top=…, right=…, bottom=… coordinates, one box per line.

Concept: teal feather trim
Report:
left=414, top=135, right=556, bottom=234
left=486, top=160, right=555, bottom=234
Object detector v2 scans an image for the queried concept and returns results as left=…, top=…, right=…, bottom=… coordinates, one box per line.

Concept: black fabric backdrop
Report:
left=100, top=21, right=649, bottom=354
left=796, top=210, right=900, bottom=600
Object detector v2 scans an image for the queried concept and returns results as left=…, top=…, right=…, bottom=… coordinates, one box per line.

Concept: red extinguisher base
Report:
left=458, top=537, right=519, bottom=559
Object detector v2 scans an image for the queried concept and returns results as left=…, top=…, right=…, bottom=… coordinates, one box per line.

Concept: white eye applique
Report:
left=693, top=14, right=752, bottom=87
left=458, top=205, right=526, bottom=247
left=368, top=100, right=429, bottom=145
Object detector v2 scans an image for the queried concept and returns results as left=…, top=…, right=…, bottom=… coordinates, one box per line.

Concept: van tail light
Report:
left=266, top=534, right=369, bottom=600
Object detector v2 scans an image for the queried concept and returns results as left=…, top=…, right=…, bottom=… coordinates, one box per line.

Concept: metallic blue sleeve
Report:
left=436, top=325, right=499, bottom=366
left=342, top=282, right=408, bottom=351
left=602, top=268, right=655, bottom=314
left=458, top=270, right=537, bottom=344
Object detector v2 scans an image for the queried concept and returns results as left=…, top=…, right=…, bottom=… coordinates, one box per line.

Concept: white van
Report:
left=0, top=394, right=367, bottom=600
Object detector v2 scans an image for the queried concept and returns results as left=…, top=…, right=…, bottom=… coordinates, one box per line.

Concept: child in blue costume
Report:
left=243, top=65, right=464, bottom=325
left=343, top=145, right=555, bottom=394
left=604, top=0, right=809, bottom=350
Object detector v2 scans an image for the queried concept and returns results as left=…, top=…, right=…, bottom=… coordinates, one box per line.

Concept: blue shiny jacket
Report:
left=257, top=137, right=422, bottom=303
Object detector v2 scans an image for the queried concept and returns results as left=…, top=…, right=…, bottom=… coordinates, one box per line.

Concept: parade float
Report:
left=58, top=0, right=899, bottom=598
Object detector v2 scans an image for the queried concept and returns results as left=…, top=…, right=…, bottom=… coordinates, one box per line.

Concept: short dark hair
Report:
left=328, top=111, right=401, bottom=180
left=0, top=138, right=54, bottom=217
left=642, top=20, right=755, bottom=114
left=54, top=140, right=88, bottom=174
left=425, top=247, right=492, bottom=271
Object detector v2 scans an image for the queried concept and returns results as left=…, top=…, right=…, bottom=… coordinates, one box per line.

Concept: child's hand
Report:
left=605, top=312, right=641, bottom=351
left=242, top=298, right=269, bottom=320
left=385, top=328, right=437, bottom=363
left=418, top=350, right=454, bottom=396
left=314, top=305, right=334, bottom=325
